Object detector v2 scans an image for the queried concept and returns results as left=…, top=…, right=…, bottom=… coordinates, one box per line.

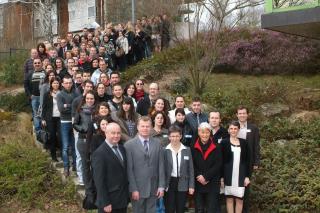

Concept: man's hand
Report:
left=253, top=165, right=259, bottom=170
left=132, top=191, right=140, bottom=201
left=103, top=204, right=112, bottom=213
left=196, top=175, right=207, bottom=185
left=188, top=188, right=194, bottom=195
left=156, top=188, right=164, bottom=198
left=41, top=120, right=46, bottom=127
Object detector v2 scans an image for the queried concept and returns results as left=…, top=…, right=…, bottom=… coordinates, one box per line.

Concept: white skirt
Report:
left=224, top=185, right=245, bottom=198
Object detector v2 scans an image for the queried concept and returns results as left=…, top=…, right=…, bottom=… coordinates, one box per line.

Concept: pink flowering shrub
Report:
left=217, top=29, right=320, bottom=74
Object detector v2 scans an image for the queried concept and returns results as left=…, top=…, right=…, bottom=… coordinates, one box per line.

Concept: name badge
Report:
left=163, top=134, right=168, bottom=138
left=185, top=135, right=192, bottom=138
left=184, top=156, right=189, bottom=160
left=93, top=123, right=98, bottom=130
left=247, top=129, right=251, bottom=133
left=218, top=138, right=222, bottom=144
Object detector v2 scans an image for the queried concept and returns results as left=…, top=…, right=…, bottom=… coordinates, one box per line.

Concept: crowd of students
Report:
left=23, top=17, right=260, bottom=213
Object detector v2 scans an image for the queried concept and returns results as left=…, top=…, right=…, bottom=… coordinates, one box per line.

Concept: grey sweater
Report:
left=56, top=88, right=78, bottom=121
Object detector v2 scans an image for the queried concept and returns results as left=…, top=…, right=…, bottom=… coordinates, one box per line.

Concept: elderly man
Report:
left=124, top=116, right=165, bottom=213
left=136, top=83, right=170, bottom=116
left=92, top=123, right=129, bottom=213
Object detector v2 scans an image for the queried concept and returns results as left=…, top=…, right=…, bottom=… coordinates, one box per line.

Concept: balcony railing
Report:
left=265, top=0, right=320, bottom=13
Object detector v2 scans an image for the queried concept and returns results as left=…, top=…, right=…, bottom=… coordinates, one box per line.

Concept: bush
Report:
left=0, top=93, right=29, bottom=112
left=169, top=76, right=191, bottom=94
left=251, top=138, right=320, bottom=212
left=123, top=44, right=188, bottom=82
left=0, top=113, right=78, bottom=208
left=0, top=52, right=27, bottom=85
left=217, top=30, right=320, bottom=75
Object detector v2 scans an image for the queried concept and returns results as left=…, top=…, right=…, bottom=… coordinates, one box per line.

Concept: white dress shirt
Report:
left=166, top=143, right=187, bottom=177
left=238, top=121, right=248, bottom=140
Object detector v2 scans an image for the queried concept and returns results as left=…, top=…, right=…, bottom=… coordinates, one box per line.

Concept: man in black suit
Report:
left=236, top=106, right=260, bottom=213
left=58, top=38, right=72, bottom=58
left=91, top=123, right=129, bottom=213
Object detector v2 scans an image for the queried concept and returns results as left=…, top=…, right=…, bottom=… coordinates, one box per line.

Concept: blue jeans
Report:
left=31, top=95, right=41, bottom=132
left=156, top=197, right=165, bottom=213
left=60, top=122, right=76, bottom=169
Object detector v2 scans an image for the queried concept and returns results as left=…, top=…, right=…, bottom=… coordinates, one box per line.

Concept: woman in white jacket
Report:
left=115, top=30, right=129, bottom=72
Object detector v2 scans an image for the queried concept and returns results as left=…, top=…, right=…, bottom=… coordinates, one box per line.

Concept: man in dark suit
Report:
left=208, top=111, right=229, bottom=144
left=91, top=123, right=129, bottom=213
left=58, top=38, right=72, bottom=58
left=236, top=106, right=260, bottom=213
left=124, top=116, right=165, bottom=213
left=136, top=83, right=170, bottom=116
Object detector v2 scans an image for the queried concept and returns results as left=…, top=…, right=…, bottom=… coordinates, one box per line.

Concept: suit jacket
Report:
left=91, top=142, right=129, bottom=210
left=124, top=135, right=165, bottom=198
left=163, top=146, right=195, bottom=191
left=246, top=123, right=260, bottom=172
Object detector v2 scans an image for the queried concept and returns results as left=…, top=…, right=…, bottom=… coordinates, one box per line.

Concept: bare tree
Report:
left=181, top=0, right=263, bottom=95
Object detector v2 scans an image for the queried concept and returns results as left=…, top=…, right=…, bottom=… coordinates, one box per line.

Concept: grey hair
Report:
left=198, top=122, right=212, bottom=131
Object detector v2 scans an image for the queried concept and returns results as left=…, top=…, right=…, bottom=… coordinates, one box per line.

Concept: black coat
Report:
left=91, top=142, right=129, bottom=211
left=41, top=91, right=54, bottom=122
left=211, top=126, right=229, bottom=144
left=173, top=120, right=194, bottom=147
left=246, top=123, right=260, bottom=172
left=191, top=138, right=222, bottom=193
left=220, top=138, right=250, bottom=187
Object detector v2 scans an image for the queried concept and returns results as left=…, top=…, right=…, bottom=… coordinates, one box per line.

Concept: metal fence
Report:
left=0, top=48, right=29, bottom=62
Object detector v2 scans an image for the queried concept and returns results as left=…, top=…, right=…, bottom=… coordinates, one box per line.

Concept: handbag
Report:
left=115, top=46, right=125, bottom=57
left=36, top=127, right=50, bottom=144
left=82, top=193, right=97, bottom=210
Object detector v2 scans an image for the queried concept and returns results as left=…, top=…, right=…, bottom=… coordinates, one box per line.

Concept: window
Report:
left=35, top=19, right=41, bottom=28
left=88, top=6, right=95, bottom=17
left=69, top=10, right=76, bottom=21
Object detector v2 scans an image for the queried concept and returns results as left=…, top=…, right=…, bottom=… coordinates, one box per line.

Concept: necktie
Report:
left=112, top=145, right=123, bottom=164
left=143, top=140, right=149, bottom=153
left=176, top=153, right=179, bottom=177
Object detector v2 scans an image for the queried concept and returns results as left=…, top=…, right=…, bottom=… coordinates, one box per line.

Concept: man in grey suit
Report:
left=124, top=116, right=165, bottom=213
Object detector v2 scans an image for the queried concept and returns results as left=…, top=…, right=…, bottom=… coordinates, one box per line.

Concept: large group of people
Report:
left=23, top=15, right=260, bottom=213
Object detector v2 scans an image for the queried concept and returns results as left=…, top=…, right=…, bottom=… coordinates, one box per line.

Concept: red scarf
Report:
left=134, top=90, right=145, bottom=101
left=194, top=138, right=216, bottom=160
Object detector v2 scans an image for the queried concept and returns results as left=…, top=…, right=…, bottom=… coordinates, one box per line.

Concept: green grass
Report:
left=0, top=113, right=81, bottom=212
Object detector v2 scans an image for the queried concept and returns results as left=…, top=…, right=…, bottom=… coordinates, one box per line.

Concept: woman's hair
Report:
left=124, top=82, right=136, bottom=96
left=96, top=115, right=112, bottom=136
left=117, top=97, right=137, bottom=121
left=55, top=57, right=65, bottom=69
left=228, top=120, right=240, bottom=129
left=168, top=125, right=182, bottom=136
left=44, top=70, right=56, bottom=83
left=149, top=97, right=169, bottom=115
left=95, top=82, right=106, bottom=95
left=77, top=90, right=96, bottom=113
left=172, top=95, right=185, bottom=109
left=49, top=76, right=61, bottom=91
left=37, top=42, right=46, bottom=53
left=151, top=111, right=167, bottom=129
left=175, top=108, right=186, bottom=116
left=94, top=101, right=110, bottom=117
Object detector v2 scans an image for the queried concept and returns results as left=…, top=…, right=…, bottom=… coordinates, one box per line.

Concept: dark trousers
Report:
left=164, top=177, right=188, bottom=213
left=195, top=184, right=221, bottom=213
left=46, top=117, right=60, bottom=159
left=98, top=207, right=127, bottom=213
left=116, top=55, right=127, bottom=72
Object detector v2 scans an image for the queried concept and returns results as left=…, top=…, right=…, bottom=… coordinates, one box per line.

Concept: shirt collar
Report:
left=239, top=121, right=248, bottom=128
left=138, top=134, right=149, bottom=143
left=105, top=139, right=117, bottom=148
left=165, top=143, right=187, bottom=152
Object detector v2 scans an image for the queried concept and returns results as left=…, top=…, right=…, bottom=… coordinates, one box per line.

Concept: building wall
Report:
left=68, top=0, right=97, bottom=32
left=0, top=3, right=33, bottom=49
